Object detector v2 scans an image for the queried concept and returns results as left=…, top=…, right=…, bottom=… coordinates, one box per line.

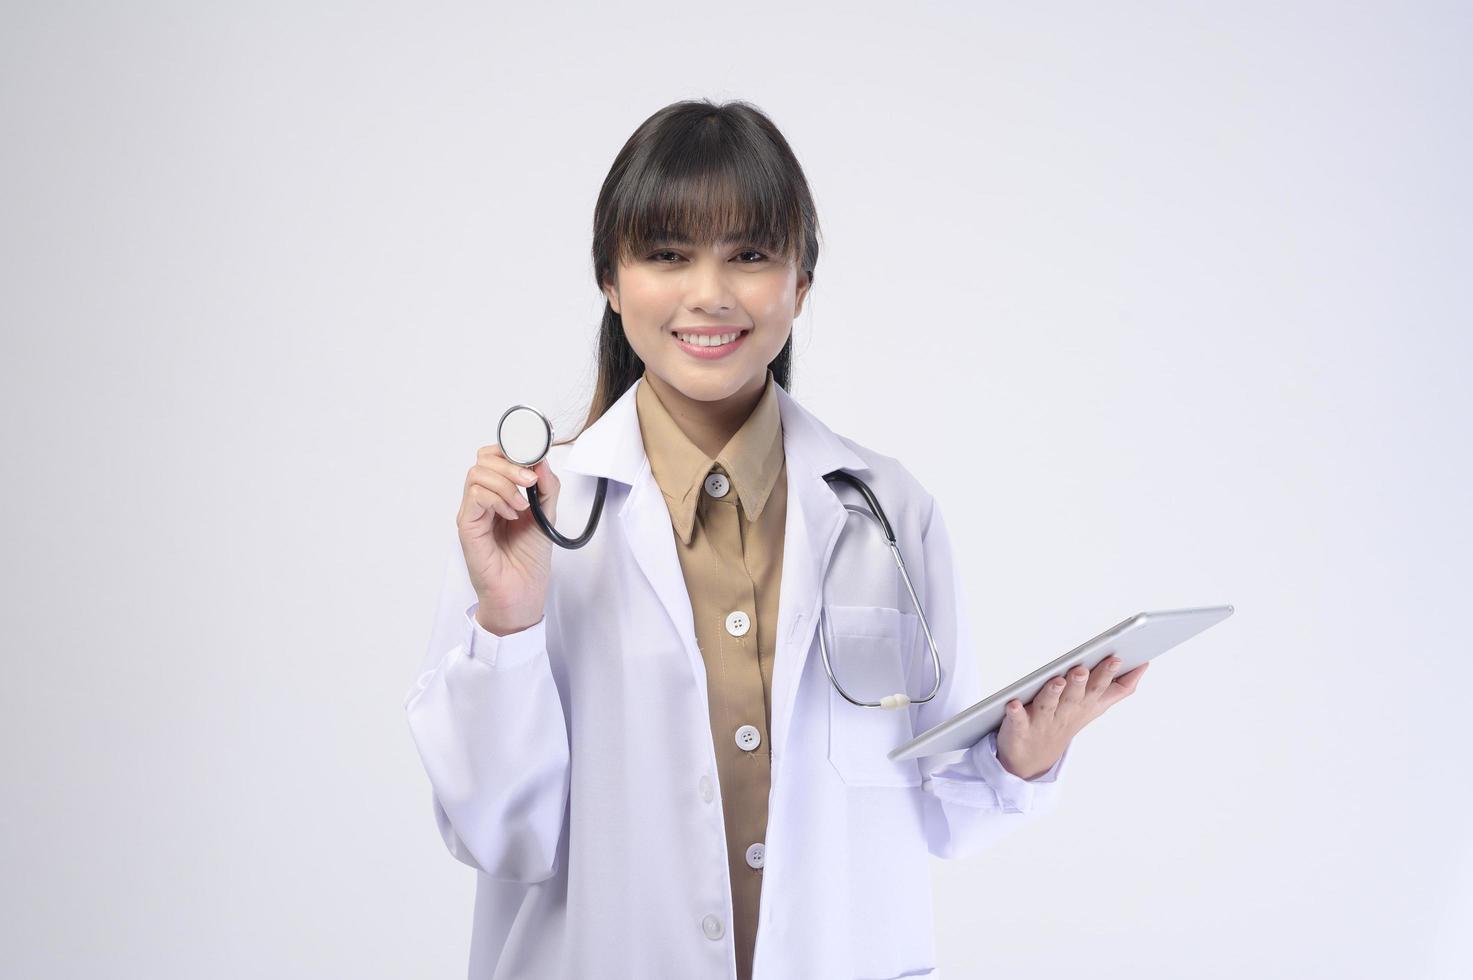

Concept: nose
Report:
left=684, top=255, right=737, bottom=315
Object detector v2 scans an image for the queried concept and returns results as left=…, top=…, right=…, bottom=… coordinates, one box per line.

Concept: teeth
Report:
left=676, top=331, right=742, bottom=347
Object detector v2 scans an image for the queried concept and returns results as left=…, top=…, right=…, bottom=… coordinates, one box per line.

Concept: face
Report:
left=601, top=238, right=809, bottom=406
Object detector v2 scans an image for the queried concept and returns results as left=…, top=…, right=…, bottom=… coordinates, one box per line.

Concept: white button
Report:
left=725, top=610, right=750, bottom=637
left=745, top=842, right=765, bottom=869
left=704, top=472, right=730, bottom=498
left=702, top=913, right=724, bottom=940
left=735, top=724, right=761, bottom=752
left=698, top=774, right=714, bottom=803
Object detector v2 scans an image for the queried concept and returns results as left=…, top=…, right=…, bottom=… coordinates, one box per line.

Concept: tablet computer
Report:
left=888, top=604, right=1234, bottom=762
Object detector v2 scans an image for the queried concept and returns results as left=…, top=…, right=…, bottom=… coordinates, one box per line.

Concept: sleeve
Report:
left=402, top=533, right=571, bottom=882
left=906, top=494, right=1073, bottom=861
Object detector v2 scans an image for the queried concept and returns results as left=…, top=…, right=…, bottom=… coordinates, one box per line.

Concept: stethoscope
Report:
left=498, top=404, right=943, bottom=710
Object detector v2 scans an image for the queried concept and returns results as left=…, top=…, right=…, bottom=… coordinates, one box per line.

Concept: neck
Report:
left=643, top=369, right=768, bottom=459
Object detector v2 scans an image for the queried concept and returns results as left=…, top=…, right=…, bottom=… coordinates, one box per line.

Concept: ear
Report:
left=793, top=270, right=811, bottom=319
left=601, top=274, right=620, bottom=315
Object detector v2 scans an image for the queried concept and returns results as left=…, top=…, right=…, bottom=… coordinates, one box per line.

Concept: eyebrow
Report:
left=647, top=234, right=757, bottom=246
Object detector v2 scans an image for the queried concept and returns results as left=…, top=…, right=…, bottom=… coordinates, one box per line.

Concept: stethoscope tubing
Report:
left=818, top=471, right=943, bottom=708
left=527, top=477, right=608, bottom=549
left=522, top=465, right=943, bottom=709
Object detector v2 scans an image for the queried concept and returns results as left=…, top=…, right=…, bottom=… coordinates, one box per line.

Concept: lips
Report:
left=672, top=329, right=750, bottom=360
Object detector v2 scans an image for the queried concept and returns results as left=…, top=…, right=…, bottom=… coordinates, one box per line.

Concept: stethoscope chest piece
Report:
left=497, top=405, right=553, bottom=467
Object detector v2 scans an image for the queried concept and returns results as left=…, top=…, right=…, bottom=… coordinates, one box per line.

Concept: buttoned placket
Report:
left=698, top=462, right=771, bottom=976
left=633, top=372, right=786, bottom=980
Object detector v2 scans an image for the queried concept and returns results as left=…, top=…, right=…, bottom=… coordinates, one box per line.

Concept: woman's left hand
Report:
left=995, top=657, right=1149, bottom=780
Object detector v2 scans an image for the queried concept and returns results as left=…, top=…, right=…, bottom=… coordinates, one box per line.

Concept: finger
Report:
left=527, top=460, right=564, bottom=528
left=467, top=457, right=538, bottom=494
left=477, top=462, right=536, bottom=504
left=467, top=465, right=532, bottom=513
left=458, top=485, right=502, bottom=526
left=457, top=487, right=490, bottom=527
left=1115, top=662, right=1149, bottom=692
left=1099, top=662, right=1149, bottom=709
left=1059, top=664, right=1090, bottom=707
left=476, top=444, right=544, bottom=492
left=1003, top=697, right=1030, bottom=731
left=1086, top=656, right=1123, bottom=698
left=1030, top=674, right=1067, bottom=717
left=468, top=484, right=520, bottom=522
left=530, top=457, right=560, bottom=503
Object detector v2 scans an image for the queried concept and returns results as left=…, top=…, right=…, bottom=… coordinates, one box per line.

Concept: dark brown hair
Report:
left=553, top=98, right=821, bottom=447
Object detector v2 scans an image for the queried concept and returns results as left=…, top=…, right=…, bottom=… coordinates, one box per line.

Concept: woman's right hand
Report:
left=457, top=444, right=561, bottom=637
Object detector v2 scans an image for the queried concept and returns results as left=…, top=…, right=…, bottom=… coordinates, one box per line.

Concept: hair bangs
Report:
left=611, top=146, right=804, bottom=267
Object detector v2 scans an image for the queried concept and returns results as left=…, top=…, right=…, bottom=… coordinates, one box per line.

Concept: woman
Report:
left=405, top=98, right=1147, bottom=980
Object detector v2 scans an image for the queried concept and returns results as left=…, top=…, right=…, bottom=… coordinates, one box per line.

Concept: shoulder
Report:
left=829, top=432, right=940, bottom=538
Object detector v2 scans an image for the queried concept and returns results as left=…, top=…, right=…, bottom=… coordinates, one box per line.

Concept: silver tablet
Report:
left=888, top=604, right=1235, bottom=762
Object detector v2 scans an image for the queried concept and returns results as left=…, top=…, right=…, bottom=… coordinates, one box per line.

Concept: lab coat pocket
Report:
left=824, top=604, right=923, bottom=788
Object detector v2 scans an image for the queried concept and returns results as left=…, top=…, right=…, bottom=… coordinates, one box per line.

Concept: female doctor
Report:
left=404, top=98, right=1149, bottom=980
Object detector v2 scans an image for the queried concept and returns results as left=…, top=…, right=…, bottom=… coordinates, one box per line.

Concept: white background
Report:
left=2, top=2, right=1469, bottom=977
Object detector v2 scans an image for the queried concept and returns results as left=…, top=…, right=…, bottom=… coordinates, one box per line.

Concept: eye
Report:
left=645, top=247, right=767, bottom=264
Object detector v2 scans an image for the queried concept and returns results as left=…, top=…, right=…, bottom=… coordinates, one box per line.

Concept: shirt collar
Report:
left=634, top=367, right=785, bottom=546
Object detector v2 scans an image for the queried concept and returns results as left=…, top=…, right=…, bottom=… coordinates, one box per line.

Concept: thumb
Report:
left=1002, top=698, right=1029, bottom=732
left=532, top=458, right=561, bottom=514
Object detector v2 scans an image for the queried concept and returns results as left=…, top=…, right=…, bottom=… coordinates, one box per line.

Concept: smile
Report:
left=672, top=329, right=750, bottom=359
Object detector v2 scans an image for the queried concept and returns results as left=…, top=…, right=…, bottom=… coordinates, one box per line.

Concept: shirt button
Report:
left=702, top=913, right=724, bottom=940
left=734, top=724, right=761, bottom=752
left=704, top=472, right=730, bottom=498
left=725, top=610, right=750, bottom=637
left=745, top=842, right=765, bottom=869
left=698, top=774, right=714, bottom=803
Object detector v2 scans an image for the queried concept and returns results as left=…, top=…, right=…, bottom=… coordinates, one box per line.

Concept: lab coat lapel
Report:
left=621, top=465, right=704, bottom=699
left=769, top=383, right=869, bottom=765
left=561, top=378, right=704, bottom=707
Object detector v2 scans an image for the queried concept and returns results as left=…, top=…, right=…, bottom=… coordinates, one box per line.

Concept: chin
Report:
left=663, top=363, right=761, bottom=400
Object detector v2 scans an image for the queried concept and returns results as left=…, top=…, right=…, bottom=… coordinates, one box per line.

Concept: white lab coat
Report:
left=404, top=376, right=1070, bottom=980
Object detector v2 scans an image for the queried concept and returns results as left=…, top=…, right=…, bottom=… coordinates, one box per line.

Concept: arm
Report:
left=402, top=538, right=571, bottom=882
left=908, top=496, right=1072, bottom=861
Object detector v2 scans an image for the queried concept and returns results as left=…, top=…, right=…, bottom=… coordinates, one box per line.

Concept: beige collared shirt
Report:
left=634, top=367, right=787, bottom=980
